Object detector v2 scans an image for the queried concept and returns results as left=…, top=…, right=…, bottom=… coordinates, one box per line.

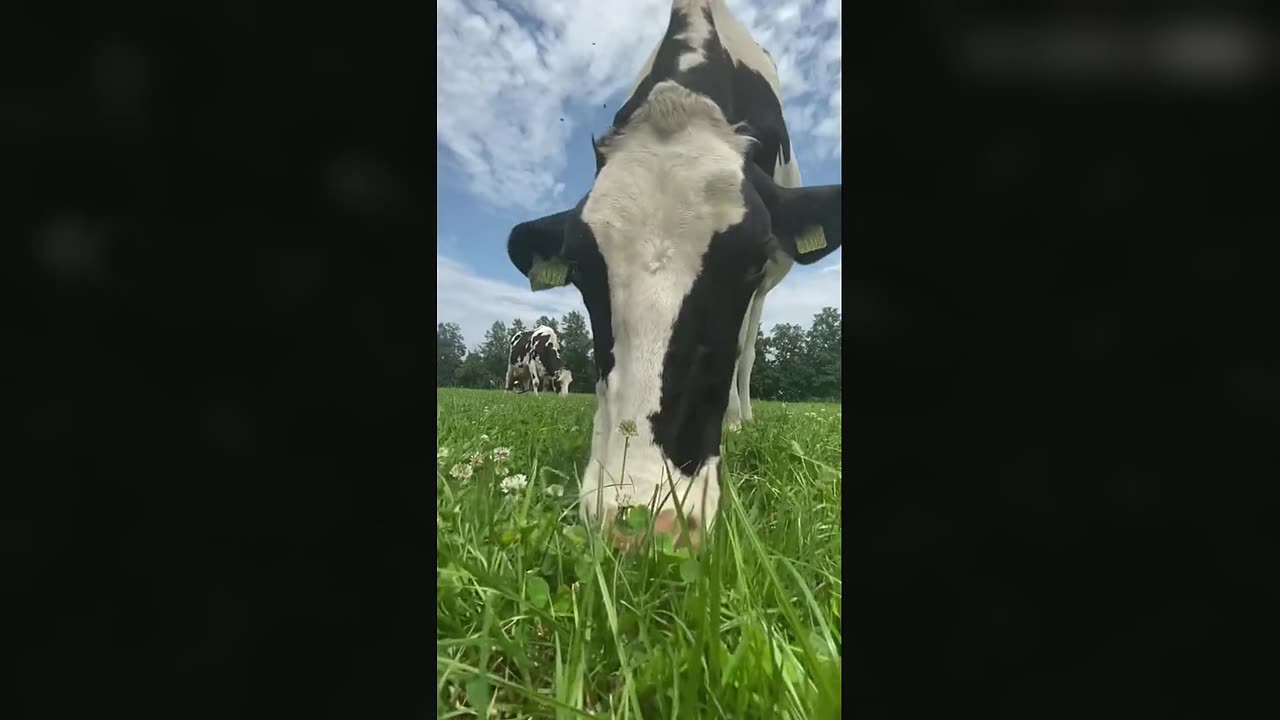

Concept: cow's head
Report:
left=554, top=368, right=573, bottom=397
left=509, top=362, right=532, bottom=393
left=507, top=81, right=841, bottom=547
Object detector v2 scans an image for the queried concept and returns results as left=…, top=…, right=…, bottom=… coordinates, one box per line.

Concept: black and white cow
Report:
left=505, top=326, right=573, bottom=397
left=506, top=0, right=841, bottom=546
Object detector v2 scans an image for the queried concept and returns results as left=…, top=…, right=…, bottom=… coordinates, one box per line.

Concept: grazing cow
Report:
left=505, top=326, right=573, bottom=397
left=506, top=0, right=841, bottom=546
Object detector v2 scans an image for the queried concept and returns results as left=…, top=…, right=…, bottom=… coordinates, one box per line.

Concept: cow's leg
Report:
left=725, top=360, right=743, bottom=431
left=529, top=363, right=540, bottom=396
left=737, top=286, right=769, bottom=424
left=724, top=291, right=761, bottom=432
left=504, top=363, right=514, bottom=392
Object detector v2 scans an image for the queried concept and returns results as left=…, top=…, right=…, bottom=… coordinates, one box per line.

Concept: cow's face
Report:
left=507, top=82, right=841, bottom=546
left=554, top=368, right=573, bottom=397
left=509, top=363, right=532, bottom=393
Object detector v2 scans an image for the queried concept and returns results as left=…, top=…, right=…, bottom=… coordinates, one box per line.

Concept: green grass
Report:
left=437, top=388, right=842, bottom=719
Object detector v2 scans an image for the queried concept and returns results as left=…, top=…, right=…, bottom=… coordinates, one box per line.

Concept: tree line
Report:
left=437, top=307, right=842, bottom=402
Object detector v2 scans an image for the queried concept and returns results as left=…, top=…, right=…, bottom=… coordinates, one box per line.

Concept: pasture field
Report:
left=437, top=388, right=842, bottom=719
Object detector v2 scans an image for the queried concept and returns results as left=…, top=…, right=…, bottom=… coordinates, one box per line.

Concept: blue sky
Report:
left=437, top=0, right=842, bottom=347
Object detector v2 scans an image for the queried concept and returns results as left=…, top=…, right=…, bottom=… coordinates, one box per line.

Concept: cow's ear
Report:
left=508, top=209, right=575, bottom=291
left=746, top=164, right=842, bottom=265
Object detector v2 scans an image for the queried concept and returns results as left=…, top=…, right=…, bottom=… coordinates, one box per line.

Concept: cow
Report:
left=505, top=0, right=842, bottom=547
left=505, top=326, right=573, bottom=397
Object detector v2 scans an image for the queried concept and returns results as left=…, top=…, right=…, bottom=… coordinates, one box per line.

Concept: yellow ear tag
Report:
left=529, top=256, right=570, bottom=291
left=795, top=225, right=828, bottom=254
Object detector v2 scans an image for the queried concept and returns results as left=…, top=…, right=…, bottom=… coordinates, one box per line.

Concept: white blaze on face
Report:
left=577, top=82, right=749, bottom=532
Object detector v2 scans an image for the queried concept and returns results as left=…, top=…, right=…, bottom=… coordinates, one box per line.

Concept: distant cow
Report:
left=505, top=326, right=573, bottom=397
left=506, top=0, right=842, bottom=546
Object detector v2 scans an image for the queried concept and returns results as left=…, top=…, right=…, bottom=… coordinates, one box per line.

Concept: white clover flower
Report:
left=492, top=447, right=511, bottom=463
left=479, top=434, right=490, bottom=444
left=449, top=463, right=473, bottom=480
left=494, top=463, right=510, bottom=478
left=500, top=474, right=528, bottom=494
left=544, top=484, right=564, bottom=498
left=437, top=446, right=450, bottom=459
left=469, top=452, right=485, bottom=468
left=618, top=419, right=638, bottom=437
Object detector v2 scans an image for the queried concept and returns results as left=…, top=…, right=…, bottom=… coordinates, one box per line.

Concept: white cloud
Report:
left=437, top=253, right=587, bottom=347
left=810, top=70, right=842, bottom=158
left=760, top=262, right=842, bottom=331
left=437, top=0, right=841, bottom=213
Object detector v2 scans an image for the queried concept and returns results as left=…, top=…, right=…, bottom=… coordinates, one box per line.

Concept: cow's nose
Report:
left=608, top=508, right=702, bottom=552
left=653, top=508, right=703, bottom=549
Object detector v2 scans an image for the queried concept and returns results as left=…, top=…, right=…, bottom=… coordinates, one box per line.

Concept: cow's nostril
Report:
left=654, top=509, right=701, bottom=549
left=605, top=508, right=702, bottom=552
left=653, top=509, right=686, bottom=534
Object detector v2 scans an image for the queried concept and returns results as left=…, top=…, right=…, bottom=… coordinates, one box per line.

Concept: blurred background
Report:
left=849, top=3, right=1276, bottom=717
left=8, top=4, right=428, bottom=717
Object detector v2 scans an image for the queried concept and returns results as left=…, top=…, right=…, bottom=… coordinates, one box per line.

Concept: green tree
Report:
left=533, top=315, right=560, bottom=334
left=480, top=321, right=512, bottom=387
left=558, top=310, right=594, bottom=391
left=805, top=307, right=842, bottom=400
left=768, top=322, right=812, bottom=402
left=453, top=352, right=489, bottom=388
left=436, top=322, right=466, bottom=387
left=510, top=318, right=527, bottom=338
